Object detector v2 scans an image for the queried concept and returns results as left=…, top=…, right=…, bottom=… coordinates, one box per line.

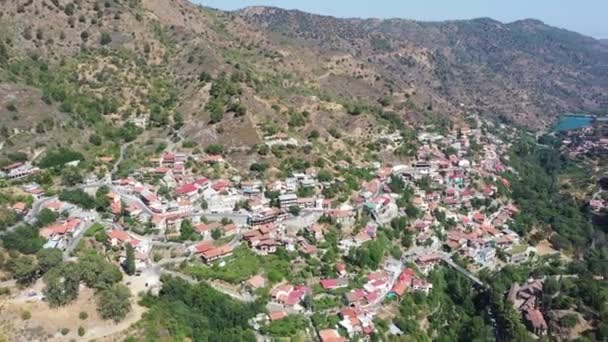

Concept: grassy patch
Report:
left=186, top=246, right=290, bottom=284
left=84, top=222, right=105, bottom=237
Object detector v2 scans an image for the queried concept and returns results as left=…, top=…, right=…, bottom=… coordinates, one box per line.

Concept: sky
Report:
left=193, top=0, right=608, bottom=38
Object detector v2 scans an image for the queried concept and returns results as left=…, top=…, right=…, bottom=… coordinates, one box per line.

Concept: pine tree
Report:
left=124, top=244, right=136, bottom=276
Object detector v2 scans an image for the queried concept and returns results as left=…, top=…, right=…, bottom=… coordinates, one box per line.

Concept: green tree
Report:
left=180, top=219, right=194, bottom=241
left=211, top=228, right=223, bottom=240
left=96, top=284, right=132, bottom=322
left=89, top=134, right=102, bottom=146
left=78, top=252, right=122, bottom=289
left=61, top=166, right=84, bottom=186
left=7, top=256, right=39, bottom=285
left=288, top=205, right=301, bottom=216
left=95, top=185, right=111, bottom=210
left=43, top=263, right=81, bottom=307
left=124, top=244, right=136, bottom=276
left=1, top=225, right=46, bottom=254
left=36, top=248, right=63, bottom=273
left=209, top=108, right=224, bottom=123
left=205, top=144, right=224, bottom=155
left=38, top=208, right=58, bottom=226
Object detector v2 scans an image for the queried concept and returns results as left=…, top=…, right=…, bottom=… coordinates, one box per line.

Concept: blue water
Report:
left=552, top=115, right=594, bottom=132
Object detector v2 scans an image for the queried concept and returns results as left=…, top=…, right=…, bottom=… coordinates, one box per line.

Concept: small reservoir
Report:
left=552, top=114, right=594, bottom=132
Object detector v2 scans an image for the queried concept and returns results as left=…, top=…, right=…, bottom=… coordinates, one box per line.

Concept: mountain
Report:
left=0, top=0, right=607, bottom=163
left=239, top=8, right=608, bottom=125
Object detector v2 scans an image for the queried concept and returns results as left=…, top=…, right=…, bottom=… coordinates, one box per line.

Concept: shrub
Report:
left=205, top=144, right=223, bottom=155
left=78, top=326, right=85, bottom=337
left=79, top=311, right=88, bottom=320
left=100, top=32, right=112, bottom=45
left=5, top=102, right=17, bottom=112
left=60, top=328, right=70, bottom=335
left=21, top=311, right=31, bottom=320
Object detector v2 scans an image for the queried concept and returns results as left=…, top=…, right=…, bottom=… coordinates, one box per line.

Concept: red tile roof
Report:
left=176, top=183, right=198, bottom=195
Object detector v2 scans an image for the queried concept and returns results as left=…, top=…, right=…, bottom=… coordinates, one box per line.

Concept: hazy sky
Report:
left=193, top=0, right=608, bottom=38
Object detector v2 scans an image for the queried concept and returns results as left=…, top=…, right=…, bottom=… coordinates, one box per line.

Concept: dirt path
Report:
left=83, top=302, right=146, bottom=341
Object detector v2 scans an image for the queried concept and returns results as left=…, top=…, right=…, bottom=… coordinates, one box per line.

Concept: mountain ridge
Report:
left=0, top=0, right=607, bottom=163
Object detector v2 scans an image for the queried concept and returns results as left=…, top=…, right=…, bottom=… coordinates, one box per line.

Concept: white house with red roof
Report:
left=41, top=219, right=82, bottom=249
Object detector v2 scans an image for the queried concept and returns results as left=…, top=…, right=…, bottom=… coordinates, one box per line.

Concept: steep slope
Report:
left=1, top=0, right=607, bottom=166
left=239, top=7, right=608, bottom=127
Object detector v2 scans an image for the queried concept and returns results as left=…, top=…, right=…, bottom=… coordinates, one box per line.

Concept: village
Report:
left=1, top=117, right=550, bottom=341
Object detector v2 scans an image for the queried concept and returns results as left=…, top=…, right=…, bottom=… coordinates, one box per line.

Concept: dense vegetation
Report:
left=137, top=276, right=260, bottom=341
left=504, top=134, right=605, bottom=269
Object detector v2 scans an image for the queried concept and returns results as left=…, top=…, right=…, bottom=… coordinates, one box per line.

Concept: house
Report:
left=472, top=247, right=496, bottom=266
left=212, top=179, right=233, bottom=192
left=40, top=219, right=82, bottom=249
left=268, top=311, right=288, bottom=321
left=175, top=183, right=201, bottom=201
left=300, top=243, right=317, bottom=255
left=270, top=284, right=310, bottom=309
left=325, top=209, right=356, bottom=226
left=221, top=223, right=237, bottom=236
left=3, top=163, right=40, bottom=180
left=193, top=242, right=234, bottom=263
left=278, top=193, right=298, bottom=209
left=40, top=219, right=81, bottom=239
left=318, top=329, right=346, bottom=342
left=241, top=180, right=262, bottom=195
left=389, top=268, right=415, bottom=298
left=411, top=278, right=433, bottom=294
left=506, top=244, right=529, bottom=264
left=12, top=202, right=28, bottom=215
left=345, top=289, right=367, bottom=306
left=245, top=275, right=266, bottom=291
left=590, top=199, right=604, bottom=211
left=108, top=230, right=141, bottom=249
left=254, top=238, right=280, bottom=255
left=307, top=224, right=326, bottom=241
left=200, top=155, right=224, bottom=164
left=296, top=197, right=316, bottom=209
left=320, top=278, right=349, bottom=291
left=336, top=262, right=347, bottom=277
left=415, top=253, right=442, bottom=272
left=160, top=152, right=175, bottom=167
left=248, top=208, right=281, bottom=226
left=524, top=309, right=548, bottom=336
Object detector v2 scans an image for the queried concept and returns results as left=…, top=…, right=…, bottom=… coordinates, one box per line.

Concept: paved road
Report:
left=64, top=216, right=98, bottom=258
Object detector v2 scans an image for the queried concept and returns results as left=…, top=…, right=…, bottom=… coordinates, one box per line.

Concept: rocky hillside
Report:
left=240, top=7, right=608, bottom=126
left=0, top=0, right=607, bottom=164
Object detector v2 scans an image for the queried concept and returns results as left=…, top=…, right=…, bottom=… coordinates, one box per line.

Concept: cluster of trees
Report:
left=38, top=148, right=84, bottom=169
left=58, top=189, right=97, bottom=209
left=505, top=136, right=597, bottom=253
left=1, top=225, right=46, bottom=254
left=205, top=74, right=243, bottom=123
left=4, top=248, right=62, bottom=285
left=138, top=276, right=259, bottom=341
left=390, top=267, right=497, bottom=341
left=42, top=251, right=131, bottom=322
left=287, top=110, right=309, bottom=127
left=346, top=234, right=389, bottom=270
